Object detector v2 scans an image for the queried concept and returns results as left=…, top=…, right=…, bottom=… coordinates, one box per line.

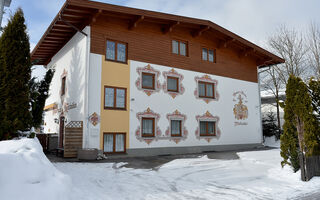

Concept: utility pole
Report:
left=0, top=0, right=12, bottom=29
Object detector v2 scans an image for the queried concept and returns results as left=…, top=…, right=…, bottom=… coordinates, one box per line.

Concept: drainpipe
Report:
left=84, top=26, right=91, bottom=149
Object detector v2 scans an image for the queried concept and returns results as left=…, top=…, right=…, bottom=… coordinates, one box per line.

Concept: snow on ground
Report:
left=0, top=138, right=71, bottom=200
left=264, top=136, right=280, bottom=148
left=55, top=149, right=320, bottom=200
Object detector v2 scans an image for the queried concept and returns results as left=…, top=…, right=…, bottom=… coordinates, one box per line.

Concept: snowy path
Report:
left=54, top=149, right=320, bottom=200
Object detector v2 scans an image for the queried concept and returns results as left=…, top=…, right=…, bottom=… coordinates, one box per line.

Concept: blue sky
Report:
left=2, top=0, right=320, bottom=79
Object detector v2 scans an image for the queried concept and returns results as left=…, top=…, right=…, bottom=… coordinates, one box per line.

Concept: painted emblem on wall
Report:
left=195, top=111, right=221, bottom=142
left=165, top=110, right=188, bottom=144
left=135, top=64, right=161, bottom=96
left=233, top=91, right=248, bottom=126
left=194, top=74, right=219, bottom=104
left=135, top=107, right=162, bottom=144
left=162, top=68, right=185, bottom=99
left=89, top=112, right=100, bottom=126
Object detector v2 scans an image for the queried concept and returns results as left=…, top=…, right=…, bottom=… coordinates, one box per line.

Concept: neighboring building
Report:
left=31, top=0, right=284, bottom=157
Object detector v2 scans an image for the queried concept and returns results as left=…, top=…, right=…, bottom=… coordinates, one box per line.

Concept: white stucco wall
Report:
left=43, top=27, right=90, bottom=136
left=129, top=60, right=262, bottom=149
left=86, top=53, right=102, bottom=149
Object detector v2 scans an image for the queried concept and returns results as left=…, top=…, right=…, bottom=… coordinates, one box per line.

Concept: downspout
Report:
left=84, top=26, right=91, bottom=149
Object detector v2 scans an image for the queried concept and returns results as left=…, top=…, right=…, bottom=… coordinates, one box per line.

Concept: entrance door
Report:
left=59, top=116, right=65, bottom=148
left=103, top=133, right=126, bottom=153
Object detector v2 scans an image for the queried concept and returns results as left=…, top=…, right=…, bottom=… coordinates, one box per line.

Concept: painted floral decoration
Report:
left=162, top=68, right=185, bottom=99
left=194, top=74, right=219, bottom=104
left=135, top=64, right=161, bottom=96
left=135, top=107, right=161, bottom=144
left=165, top=109, right=188, bottom=144
left=195, top=111, right=221, bottom=142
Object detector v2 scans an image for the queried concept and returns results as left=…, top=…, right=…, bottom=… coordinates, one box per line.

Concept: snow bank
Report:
left=0, top=138, right=71, bottom=200
left=55, top=149, right=320, bottom=200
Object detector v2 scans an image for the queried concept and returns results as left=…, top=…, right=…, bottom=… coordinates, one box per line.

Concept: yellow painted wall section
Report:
left=100, top=59, right=130, bottom=150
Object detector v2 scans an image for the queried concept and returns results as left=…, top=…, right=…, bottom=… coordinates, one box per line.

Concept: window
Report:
left=167, top=76, right=179, bottom=92
left=202, top=48, right=215, bottom=62
left=61, top=77, right=66, bottom=96
left=103, top=133, right=126, bottom=153
left=106, top=40, right=127, bottom=63
left=142, top=118, right=155, bottom=137
left=200, top=121, right=216, bottom=136
left=172, top=40, right=187, bottom=56
left=142, top=72, right=155, bottom=89
left=198, top=81, right=215, bottom=99
left=171, top=120, right=182, bottom=137
left=104, top=86, right=126, bottom=110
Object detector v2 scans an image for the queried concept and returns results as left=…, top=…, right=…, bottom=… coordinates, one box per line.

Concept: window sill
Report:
left=199, top=96, right=216, bottom=100
left=167, top=90, right=179, bottom=93
left=104, top=107, right=127, bottom=111
left=142, top=87, right=155, bottom=90
left=171, top=134, right=182, bottom=137
left=200, top=134, right=216, bottom=137
left=141, top=135, right=155, bottom=138
left=105, top=58, right=128, bottom=64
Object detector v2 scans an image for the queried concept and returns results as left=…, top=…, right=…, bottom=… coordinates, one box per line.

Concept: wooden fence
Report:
left=64, top=121, right=83, bottom=158
left=300, top=153, right=320, bottom=181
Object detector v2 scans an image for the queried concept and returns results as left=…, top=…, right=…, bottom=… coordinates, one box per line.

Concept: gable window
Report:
left=106, top=40, right=127, bottom=63
left=61, top=77, right=66, bottom=96
left=198, top=81, right=215, bottom=99
left=142, top=72, right=155, bottom=89
left=172, top=40, right=187, bottom=56
left=142, top=117, right=155, bottom=137
left=167, top=76, right=179, bottom=92
left=104, top=86, right=126, bottom=110
left=202, top=48, right=215, bottom=62
left=200, top=121, right=216, bottom=136
left=171, top=120, right=182, bottom=137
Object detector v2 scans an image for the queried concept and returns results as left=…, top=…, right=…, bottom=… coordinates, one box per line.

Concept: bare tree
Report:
left=308, top=22, right=320, bottom=79
left=260, top=25, right=309, bottom=132
left=268, top=25, right=309, bottom=83
left=260, top=66, right=283, bottom=131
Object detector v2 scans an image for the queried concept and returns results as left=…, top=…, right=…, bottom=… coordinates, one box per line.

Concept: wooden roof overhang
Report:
left=31, top=0, right=285, bottom=67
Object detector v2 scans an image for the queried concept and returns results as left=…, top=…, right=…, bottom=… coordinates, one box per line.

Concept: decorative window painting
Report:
left=194, top=74, right=219, bottom=103
left=165, top=110, right=188, bottom=143
left=195, top=111, right=221, bottom=142
left=135, top=64, right=161, bottom=96
left=162, top=68, right=185, bottom=98
left=135, top=108, right=161, bottom=144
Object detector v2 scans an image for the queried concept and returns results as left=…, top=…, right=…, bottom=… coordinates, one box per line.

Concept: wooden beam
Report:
left=238, top=48, right=256, bottom=58
left=45, top=36, right=66, bottom=40
left=192, top=25, right=210, bottom=37
left=162, top=21, right=180, bottom=34
left=218, top=38, right=236, bottom=48
left=42, top=40, right=64, bottom=44
left=48, top=32, right=73, bottom=37
left=91, top=9, right=103, bottom=23
left=128, top=15, right=144, bottom=30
